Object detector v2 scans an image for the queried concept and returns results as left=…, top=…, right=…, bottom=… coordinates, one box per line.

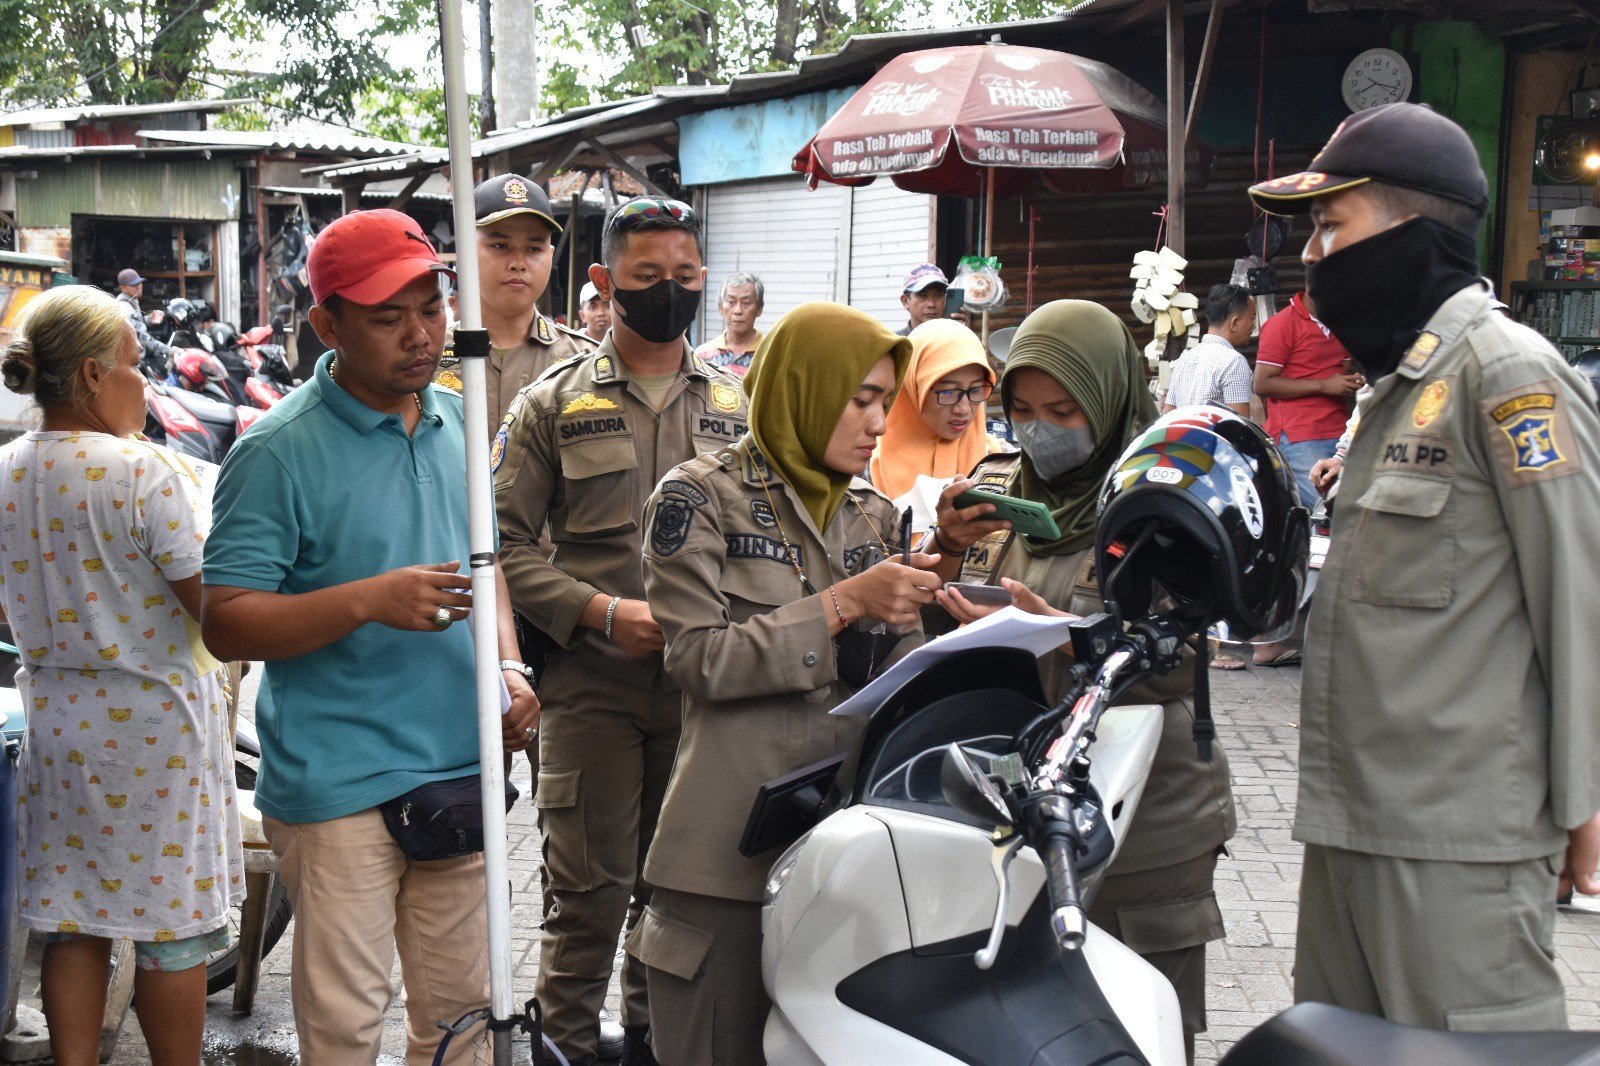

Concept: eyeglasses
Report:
left=605, top=198, right=699, bottom=238
left=930, top=383, right=994, bottom=407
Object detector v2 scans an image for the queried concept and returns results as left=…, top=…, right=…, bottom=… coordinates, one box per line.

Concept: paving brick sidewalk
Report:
left=69, top=667, right=1600, bottom=1062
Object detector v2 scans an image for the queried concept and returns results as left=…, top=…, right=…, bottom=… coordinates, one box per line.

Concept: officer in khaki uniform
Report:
left=929, top=300, right=1232, bottom=1061
left=1249, top=103, right=1600, bottom=1029
left=630, top=303, right=935, bottom=1065
left=433, top=172, right=598, bottom=429
left=494, top=199, right=747, bottom=1065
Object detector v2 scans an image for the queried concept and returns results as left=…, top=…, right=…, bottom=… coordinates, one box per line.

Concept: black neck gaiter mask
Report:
left=1306, top=217, right=1481, bottom=381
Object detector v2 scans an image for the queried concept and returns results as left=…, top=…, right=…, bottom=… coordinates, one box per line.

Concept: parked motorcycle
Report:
left=143, top=368, right=253, bottom=464
left=752, top=406, right=1600, bottom=1066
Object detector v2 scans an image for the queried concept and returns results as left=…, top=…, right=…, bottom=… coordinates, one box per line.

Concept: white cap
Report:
left=579, top=281, right=601, bottom=304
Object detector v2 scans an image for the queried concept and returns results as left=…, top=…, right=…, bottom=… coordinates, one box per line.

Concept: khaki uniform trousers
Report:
left=262, top=810, right=490, bottom=1066
left=631, top=888, right=767, bottom=1066
left=1088, top=848, right=1225, bottom=1064
left=1296, top=844, right=1567, bottom=1031
left=535, top=654, right=682, bottom=1058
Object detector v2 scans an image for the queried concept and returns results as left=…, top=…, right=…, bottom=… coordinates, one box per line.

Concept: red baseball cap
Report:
left=307, top=209, right=454, bottom=306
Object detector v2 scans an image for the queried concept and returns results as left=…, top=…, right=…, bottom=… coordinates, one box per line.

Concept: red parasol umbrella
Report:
left=792, top=42, right=1212, bottom=258
left=794, top=42, right=1209, bottom=196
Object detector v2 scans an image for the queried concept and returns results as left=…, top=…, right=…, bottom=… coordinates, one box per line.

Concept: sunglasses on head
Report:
left=605, top=198, right=699, bottom=238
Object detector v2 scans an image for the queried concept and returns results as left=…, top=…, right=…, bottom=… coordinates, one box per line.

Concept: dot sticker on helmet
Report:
left=1145, top=466, right=1183, bottom=485
left=1230, top=464, right=1265, bottom=538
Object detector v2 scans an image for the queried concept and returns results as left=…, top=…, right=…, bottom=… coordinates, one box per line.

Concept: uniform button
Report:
left=803, top=651, right=818, bottom=667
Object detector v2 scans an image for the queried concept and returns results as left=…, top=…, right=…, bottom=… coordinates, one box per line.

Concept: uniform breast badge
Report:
left=1411, top=379, right=1450, bottom=429
left=711, top=381, right=741, bottom=413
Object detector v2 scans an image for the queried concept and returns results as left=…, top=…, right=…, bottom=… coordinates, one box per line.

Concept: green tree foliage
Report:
left=537, top=0, right=922, bottom=113
left=0, top=0, right=436, bottom=127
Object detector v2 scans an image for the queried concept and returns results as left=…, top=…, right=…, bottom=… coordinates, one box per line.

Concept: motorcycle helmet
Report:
left=209, top=322, right=239, bottom=350
left=1096, top=406, right=1308, bottom=641
left=166, top=298, right=195, bottom=326
left=174, top=350, right=226, bottom=391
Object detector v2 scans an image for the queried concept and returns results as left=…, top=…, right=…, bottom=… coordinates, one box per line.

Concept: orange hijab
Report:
left=870, top=319, right=998, bottom=500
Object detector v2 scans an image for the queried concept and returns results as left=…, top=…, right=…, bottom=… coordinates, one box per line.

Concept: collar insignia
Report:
left=1401, top=331, right=1441, bottom=373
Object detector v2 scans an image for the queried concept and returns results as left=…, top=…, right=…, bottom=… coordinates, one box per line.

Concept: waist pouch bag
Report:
left=379, top=774, right=520, bottom=862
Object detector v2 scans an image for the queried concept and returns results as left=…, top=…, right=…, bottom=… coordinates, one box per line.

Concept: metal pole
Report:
left=438, top=0, right=515, bottom=1060
left=982, top=166, right=995, bottom=342
left=1165, top=0, right=1186, bottom=257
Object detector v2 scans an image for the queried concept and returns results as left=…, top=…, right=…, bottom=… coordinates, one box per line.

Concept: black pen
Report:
left=899, top=507, right=913, bottom=566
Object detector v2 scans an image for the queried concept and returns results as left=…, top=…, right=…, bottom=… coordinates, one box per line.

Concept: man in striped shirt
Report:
left=1161, top=283, right=1256, bottom=417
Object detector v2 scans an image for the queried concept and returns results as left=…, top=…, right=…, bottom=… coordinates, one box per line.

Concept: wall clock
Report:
left=1343, top=48, right=1413, bottom=112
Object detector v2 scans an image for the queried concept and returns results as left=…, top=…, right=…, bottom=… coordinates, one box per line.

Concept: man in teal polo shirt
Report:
left=200, top=209, right=539, bottom=1064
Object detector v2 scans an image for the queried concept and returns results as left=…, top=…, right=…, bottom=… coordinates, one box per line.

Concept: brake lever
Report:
left=975, top=834, right=1025, bottom=970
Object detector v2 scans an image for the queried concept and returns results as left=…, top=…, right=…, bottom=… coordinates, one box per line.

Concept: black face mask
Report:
left=1306, top=216, right=1481, bottom=381
left=609, top=278, right=702, bottom=344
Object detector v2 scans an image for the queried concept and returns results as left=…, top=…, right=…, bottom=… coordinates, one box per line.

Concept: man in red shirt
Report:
left=1254, top=290, right=1365, bottom=507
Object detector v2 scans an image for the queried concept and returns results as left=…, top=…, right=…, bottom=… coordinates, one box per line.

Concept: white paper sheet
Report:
left=892, top=474, right=957, bottom=532
left=829, top=606, right=1081, bottom=717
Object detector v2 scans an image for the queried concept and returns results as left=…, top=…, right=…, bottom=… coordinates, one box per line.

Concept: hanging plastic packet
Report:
left=953, top=255, right=1008, bottom=313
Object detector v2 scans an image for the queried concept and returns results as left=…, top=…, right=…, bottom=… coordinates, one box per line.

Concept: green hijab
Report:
left=1001, top=299, right=1157, bottom=556
left=745, top=302, right=912, bottom=531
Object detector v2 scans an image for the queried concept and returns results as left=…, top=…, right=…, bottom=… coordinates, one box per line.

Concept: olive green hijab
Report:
left=1002, top=299, right=1157, bottom=556
left=745, top=302, right=912, bottom=532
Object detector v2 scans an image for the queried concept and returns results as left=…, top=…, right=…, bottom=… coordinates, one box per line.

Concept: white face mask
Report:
left=1014, top=419, right=1095, bottom=480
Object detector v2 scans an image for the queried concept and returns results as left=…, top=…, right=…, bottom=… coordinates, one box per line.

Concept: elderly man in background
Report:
left=692, top=272, right=764, bottom=377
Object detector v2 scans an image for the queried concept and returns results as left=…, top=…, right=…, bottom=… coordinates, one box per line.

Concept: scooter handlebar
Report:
left=1042, top=829, right=1086, bottom=952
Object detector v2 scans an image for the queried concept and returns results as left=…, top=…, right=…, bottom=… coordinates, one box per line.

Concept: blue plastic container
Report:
left=0, top=691, right=24, bottom=1023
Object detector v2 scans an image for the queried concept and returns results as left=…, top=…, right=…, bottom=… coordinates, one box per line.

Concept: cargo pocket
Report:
left=1113, top=890, right=1225, bottom=955
left=1349, top=474, right=1456, bottom=609
left=557, top=437, right=639, bottom=539
left=717, top=561, right=794, bottom=623
left=535, top=768, right=594, bottom=891
left=625, top=904, right=714, bottom=982
left=1445, top=993, right=1566, bottom=1032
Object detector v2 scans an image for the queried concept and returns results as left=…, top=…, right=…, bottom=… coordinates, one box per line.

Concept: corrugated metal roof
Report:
left=259, top=184, right=455, bottom=203
left=305, top=93, right=690, bottom=181
left=0, top=143, right=257, bottom=163
left=0, top=98, right=250, bottom=128
left=139, top=127, right=423, bottom=157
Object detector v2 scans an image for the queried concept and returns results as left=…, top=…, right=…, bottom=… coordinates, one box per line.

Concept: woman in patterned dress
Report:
left=0, top=286, right=242, bottom=1064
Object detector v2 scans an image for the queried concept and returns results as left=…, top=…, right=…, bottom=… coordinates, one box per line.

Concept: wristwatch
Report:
left=499, top=660, right=534, bottom=680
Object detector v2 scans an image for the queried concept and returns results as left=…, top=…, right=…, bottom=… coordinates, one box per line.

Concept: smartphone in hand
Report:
left=945, top=582, right=1015, bottom=607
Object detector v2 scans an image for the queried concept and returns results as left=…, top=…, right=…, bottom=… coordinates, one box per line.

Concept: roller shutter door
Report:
left=701, top=176, right=847, bottom=339
left=848, top=179, right=935, bottom=330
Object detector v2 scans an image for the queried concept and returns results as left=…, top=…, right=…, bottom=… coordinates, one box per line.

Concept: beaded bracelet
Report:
left=603, top=596, right=621, bottom=641
left=826, top=585, right=849, bottom=626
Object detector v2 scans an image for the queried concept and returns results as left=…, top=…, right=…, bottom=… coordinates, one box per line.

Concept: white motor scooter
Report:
left=753, top=606, right=1600, bottom=1066
left=755, top=608, right=1189, bottom=1065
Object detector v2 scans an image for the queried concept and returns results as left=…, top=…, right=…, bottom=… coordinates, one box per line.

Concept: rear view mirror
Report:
left=940, top=743, right=1013, bottom=828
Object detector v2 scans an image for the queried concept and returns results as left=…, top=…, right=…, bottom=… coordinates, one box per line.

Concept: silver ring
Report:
left=431, top=607, right=453, bottom=629
left=523, top=726, right=537, bottom=741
